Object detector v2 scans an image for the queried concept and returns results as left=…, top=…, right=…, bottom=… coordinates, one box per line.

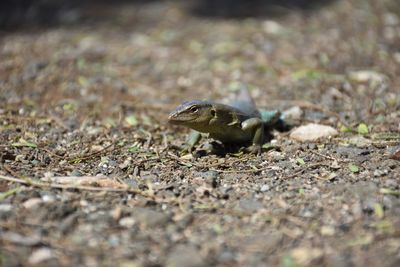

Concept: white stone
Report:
left=0, top=204, right=12, bottom=212
left=260, top=185, right=270, bottom=192
left=290, top=247, right=323, bottom=265
left=268, top=151, right=284, bottom=161
left=263, top=20, right=286, bottom=35
left=28, top=248, right=54, bottom=265
left=119, top=217, right=136, bottom=228
left=22, top=198, right=42, bottom=209
left=347, top=135, right=371, bottom=148
left=320, top=225, right=335, bottom=236
left=290, top=123, right=338, bottom=142
left=348, top=70, right=388, bottom=84
left=283, top=106, right=303, bottom=121
left=384, top=13, right=399, bottom=26
left=43, top=172, right=54, bottom=178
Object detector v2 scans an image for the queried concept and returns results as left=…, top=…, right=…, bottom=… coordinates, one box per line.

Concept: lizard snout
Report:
left=168, top=113, right=179, bottom=123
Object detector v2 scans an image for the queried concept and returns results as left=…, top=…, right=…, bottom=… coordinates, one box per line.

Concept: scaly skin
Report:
left=168, top=99, right=265, bottom=154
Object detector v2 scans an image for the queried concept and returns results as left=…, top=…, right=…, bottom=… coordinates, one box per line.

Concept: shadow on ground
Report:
left=1, top=0, right=338, bottom=30
left=191, top=0, right=338, bottom=18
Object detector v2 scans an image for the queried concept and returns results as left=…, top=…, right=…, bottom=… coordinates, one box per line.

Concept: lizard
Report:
left=168, top=87, right=288, bottom=155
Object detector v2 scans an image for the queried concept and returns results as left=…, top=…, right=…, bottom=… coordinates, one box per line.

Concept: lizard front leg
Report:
left=183, top=130, right=226, bottom=156
left=182, top=130, right=202, bottom=154
left=241, top=117, right=264, bottom=154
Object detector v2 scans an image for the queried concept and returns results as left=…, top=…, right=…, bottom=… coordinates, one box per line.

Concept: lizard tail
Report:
left=230, top=84, right=259, bottom=116
left=237, top=84, right=255, bottom=106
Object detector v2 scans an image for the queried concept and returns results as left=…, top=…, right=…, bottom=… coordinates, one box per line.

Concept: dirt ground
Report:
left=1, top=0, right=400, bottom=266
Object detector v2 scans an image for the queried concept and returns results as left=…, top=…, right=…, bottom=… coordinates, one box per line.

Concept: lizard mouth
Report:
left=168, top=113, right=195, bottom=124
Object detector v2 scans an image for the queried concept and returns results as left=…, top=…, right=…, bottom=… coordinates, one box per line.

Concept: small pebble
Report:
left=43, top=172, right=54, bottom=178
left=268, top=151, right=283, bottom=161
left=260, top=184, right=270, bottom=192
left=283, top=106, right=303, bottom=121
left=119, top=217, right=136, bottom=228
left=42, top=194, right=55, bottom=203
left=373, top=169, right=387, bottom=177
left=69, top=169, right=83, bottom=176
left=166, top=245, right=205, bottom=267
left=31, top=160, right=40, bottom=166
left=384, top=179, right=398, bottom=188
left=0, top=204, right=13, bottom=212
left=389, top=145, right=400, bottom=160
left=290, top=247, right=323, bottom=265
left=28, top=248, right=55, bottom=265
left=263, top=20, right=286, bottom=35
left=348, top=135, right=371, bottom=148
left=320, top=225, right=335, bottom=236
left=22, top=198, right=42, bottom=209
left=348, top=70, right=387, bottom=83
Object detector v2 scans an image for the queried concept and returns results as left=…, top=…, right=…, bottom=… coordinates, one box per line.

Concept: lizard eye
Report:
left=190, top=106, right=198, bottom=113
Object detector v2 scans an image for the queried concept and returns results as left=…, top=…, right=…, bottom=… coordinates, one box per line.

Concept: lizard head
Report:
left=168, top=100, right=215, bottom=128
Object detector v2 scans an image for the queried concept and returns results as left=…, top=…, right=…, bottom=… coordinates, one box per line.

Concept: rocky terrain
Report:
left=1, top=0, right=399, bottom=266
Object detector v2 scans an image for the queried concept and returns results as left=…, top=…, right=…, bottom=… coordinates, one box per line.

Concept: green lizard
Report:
left=168, top=87, right=288, bottom=155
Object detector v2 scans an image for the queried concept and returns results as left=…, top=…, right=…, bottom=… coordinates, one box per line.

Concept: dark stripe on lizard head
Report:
left=172, top=100, right=212, bottom=114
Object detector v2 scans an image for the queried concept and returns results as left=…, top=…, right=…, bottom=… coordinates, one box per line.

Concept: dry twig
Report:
left=0, top=175, right=155, bottom=198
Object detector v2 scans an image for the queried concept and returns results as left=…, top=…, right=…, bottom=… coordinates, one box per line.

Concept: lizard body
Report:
left=168, top=89, right=285, bottom=154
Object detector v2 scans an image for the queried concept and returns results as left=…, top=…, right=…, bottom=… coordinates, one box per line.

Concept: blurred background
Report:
left=1, top=0, right=399, bottom=126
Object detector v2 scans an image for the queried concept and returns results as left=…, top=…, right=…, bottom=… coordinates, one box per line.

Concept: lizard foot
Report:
left=180, top=144, right=195, bottom=156
left=194, top=141, right=226, bottom=157
left=241, top=144, right=262, bottom=155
